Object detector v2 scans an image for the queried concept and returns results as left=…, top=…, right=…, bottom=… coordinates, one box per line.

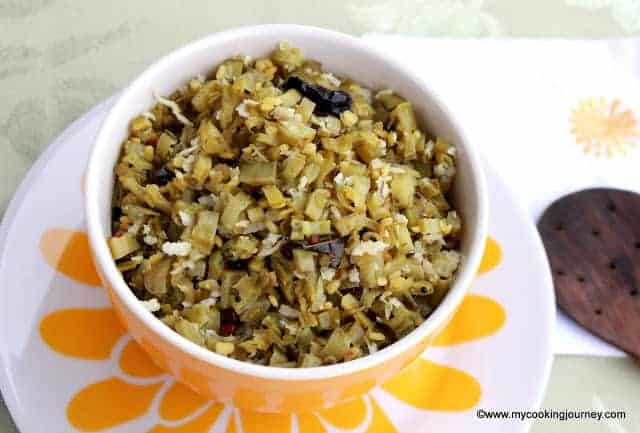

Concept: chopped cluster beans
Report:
left=108, top=42, right=462, bottom=367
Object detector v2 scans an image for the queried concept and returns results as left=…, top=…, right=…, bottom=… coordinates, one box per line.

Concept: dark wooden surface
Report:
left=538, top=188, right=640, bottom=359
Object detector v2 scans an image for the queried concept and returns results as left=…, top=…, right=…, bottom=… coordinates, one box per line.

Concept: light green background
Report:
left=1, top=1, right=639, bottom=432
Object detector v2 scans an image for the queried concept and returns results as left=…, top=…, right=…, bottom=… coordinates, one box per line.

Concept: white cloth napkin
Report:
left=363, top=35, right=640, bottom=357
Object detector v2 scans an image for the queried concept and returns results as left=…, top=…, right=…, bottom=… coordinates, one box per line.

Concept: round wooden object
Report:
left=538, top=188, right=640, bottom=359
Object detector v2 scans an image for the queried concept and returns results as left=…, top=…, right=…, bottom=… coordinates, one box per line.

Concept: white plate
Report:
left=0, top=99, right=554, bottom=433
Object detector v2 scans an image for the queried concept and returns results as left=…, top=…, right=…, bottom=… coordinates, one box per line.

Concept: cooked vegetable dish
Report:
left=109, top=42, right=461, bottom=367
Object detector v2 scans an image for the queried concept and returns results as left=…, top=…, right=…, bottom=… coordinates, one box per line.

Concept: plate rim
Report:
left=481, top=160, right=556, bottom=433
left=0, top=97, right=118, bottom=433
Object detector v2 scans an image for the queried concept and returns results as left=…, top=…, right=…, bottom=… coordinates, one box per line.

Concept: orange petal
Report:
left=40, top=228, right=101, bottom=287
left=225, top=413, right=239, bottom=433
left=297, top=413, right=326, bottom=433
left=238, top=410, right=292, bottom=433
left=339, top=378, right=377, bottom=402
left=158, top=382, right=209, bottom=422
left=478, top=237, right=501, bottom=275
left=433, top=294, right=506, bottom=346
left=279, top=391, right=324, bottom=412
left=232, top=387, right=269, bottom=411
left=148, top=403, right=224, bottom=433
left=40, top=308, right=125, bottom=360
left=382, top=359, right=481, bottom=411
left=318, top=397, right=367, bottom=430
left=366, top=398, right=399, bottom=433
left=68, top=378, right=162, bottom=431
left=119, top=340, right=164, bottom=378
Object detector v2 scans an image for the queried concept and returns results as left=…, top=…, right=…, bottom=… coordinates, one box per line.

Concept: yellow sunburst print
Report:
left=39, top=228, right=504, bottom=433
left=570, top=97, right=640, bottom=157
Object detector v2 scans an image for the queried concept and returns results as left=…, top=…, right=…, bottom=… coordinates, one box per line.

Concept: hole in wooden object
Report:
left=555, top=223, right=564, bottom=231
left=635, top=241, right=640, bottom=249
left=607, top=203, right=617, bottom=212
left=631, top=289, right=638, bottom=297
left=556, top=269, right=565, bottom=276
left=609, top=261, right=617, bottom=270
left=595, top=309, right=602, bottom=315
left=592, top=229, right=600, bottom=236
left=577, top=276, right=585, bottom=283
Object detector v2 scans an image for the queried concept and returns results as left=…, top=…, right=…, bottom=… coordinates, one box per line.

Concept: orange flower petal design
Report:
left=232, top=387, right=267, bottom=411
left=158, top=382, right=209, bottom=422
left=382, top=359, right=481, bottom=411
left=238, top=409, right=292, bottom=433
left=478, top=237, right=501, bottom=275
left=40, top=308, right=125, bottom=360
left=67, top=378, right=162, bottom=431
left=40, top=228, right=101, bottom=287
left=433, top=294, right=506, bottom=346
left=119, top=340, right=165, bottom=378
left=366, top=398, right=399, bottom=433
left=318, top=396, right=367, bottom=430
left=148, top=403, right=224, bottom=433
left=278, top=391, right=325, bottom=413
left=225, top=414, right=239, bottom=433
left=297, top=413, right=326, bottom=433
left=339, top=378, right=377, bottom=402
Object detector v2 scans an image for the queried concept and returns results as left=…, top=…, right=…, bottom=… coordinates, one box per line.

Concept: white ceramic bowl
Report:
left=85, top=24, right=488, bottom=412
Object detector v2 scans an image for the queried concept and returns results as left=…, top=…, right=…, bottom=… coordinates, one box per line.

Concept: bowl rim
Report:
left=85, top=23, right=489, bottom=382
